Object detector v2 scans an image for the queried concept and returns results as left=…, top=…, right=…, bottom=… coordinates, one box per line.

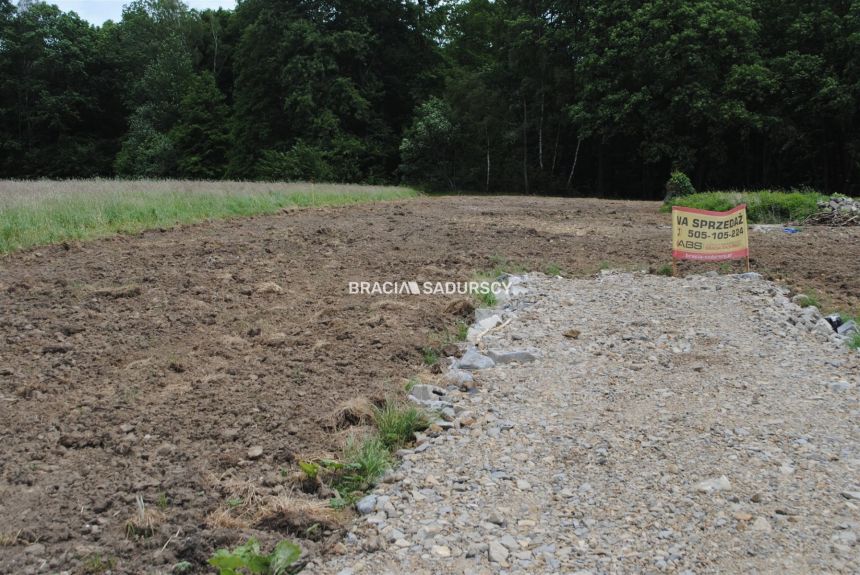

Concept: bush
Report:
left=663, top=190, right=826, bottom=223
left=256, top=142, right=333, bottom=181
left=663, top=171, right=696, bottom=202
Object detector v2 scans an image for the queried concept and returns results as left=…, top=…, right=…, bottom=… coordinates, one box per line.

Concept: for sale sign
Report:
left=671, top=204, right=749, bottom=261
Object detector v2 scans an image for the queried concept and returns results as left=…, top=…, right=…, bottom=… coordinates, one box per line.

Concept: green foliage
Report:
left=848, top=332, right=860, bottom=351
left=399, top=97, right=458, bottom=191
left=2, top=0, right=860, bottom=196
left=794, top=292, right=821, bottom=309
left=455, top=320, right=469, bottom=342
left=0, top=182, right=418, bottom=253
left=421, top=347, right=439, bottom=366
left=475, top=290, right=497, bottom=307
left=334, top=435, right=392, bottom=496
left=298, top=461, right=319, bottom=481
left=170, top=72, right=231, bottom=179
left=654, top=264, right=673, bottom=277
left=256, top=143, right=333, bottom=182
left=665, top=190, right=826, bottom=223
left=404, top=376, right=419, bottom=392
left=80, top=554, right=116, bottom=575
left=372, top=400, right=430, bottom=450
left=544, top=263, right=563, bottom=276
left=114, top=105, right=176, bottom=177
left=664, top=171, right=696, bottom=201
left=209, top=538, right=301, bottom=575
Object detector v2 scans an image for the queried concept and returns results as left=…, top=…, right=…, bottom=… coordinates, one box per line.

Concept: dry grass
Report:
left=125, top=495, right=166, bottom=539
left=205, top=478, right=342, bottom=540
left=325, top=397, right=377, bottom=430
left=0, top=179, right=419, bottom=253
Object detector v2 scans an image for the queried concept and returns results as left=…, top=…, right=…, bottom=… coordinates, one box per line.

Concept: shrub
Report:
left=663, top=170, right=695, bottom=202
left=209, top=538, right=301, bottom=575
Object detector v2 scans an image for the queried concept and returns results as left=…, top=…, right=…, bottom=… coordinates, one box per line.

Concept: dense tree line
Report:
left=1, top=0, right=858, bottom=198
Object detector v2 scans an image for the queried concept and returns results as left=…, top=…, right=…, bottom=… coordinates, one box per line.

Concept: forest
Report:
left=1, top=0, right=858, bottom=198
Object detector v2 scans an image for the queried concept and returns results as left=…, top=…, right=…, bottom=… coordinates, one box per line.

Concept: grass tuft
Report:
left=334, top=434, right=392, bottom=497
left=795, top=291, right=821, bottom=308
left=0, top=180, right=419, bottom=253
left=421, top=347, right=439, bottom=366
left=372, top=400, right=430, bottom=450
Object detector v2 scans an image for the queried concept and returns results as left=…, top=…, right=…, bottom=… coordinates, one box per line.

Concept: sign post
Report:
left=671, top=204, right=749, bottom=275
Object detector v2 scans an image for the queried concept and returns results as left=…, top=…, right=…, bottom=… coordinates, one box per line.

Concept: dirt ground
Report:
left=1, top=196, right=858, bottom=574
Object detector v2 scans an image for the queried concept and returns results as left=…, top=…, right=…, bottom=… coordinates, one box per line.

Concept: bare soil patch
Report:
left=1, top=196, right=858, bottom=573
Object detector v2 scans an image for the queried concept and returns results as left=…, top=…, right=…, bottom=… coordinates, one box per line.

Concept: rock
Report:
left=840, top=491, right=860, bottom=501
left=563, top=329, right=581, bottom=339
left=467, top=315, right=502, bottom=341
left=486, top=349, right=539, bottom=364
left=455, top=348, right=495, bottom=371
left=474, top=308, right=498, bottom=322
left=431, top=545, right=451, bottom=557
left=356, top=495, right=377, bottom=515
left=814, top=318, right=836, bottom=337
left=443, top=369, right=474, bottom=390
left=738, top=272, right=762, bottom=280
left=695, top=475, right=731, bottom=493
left=254, top=281, right=283, bottom=294
left=750, top=517, right=772, bottom=532
left=837, top=320, right=858, bottom=336
left=246, top=445, right=264, bottom=460
left=516, top=479, right=532, bottom=490
left=488, top=540, right=509, bottom=563
left=409, top=384, right=446, bottom=402
left=826, top=381, right=851, bottom=392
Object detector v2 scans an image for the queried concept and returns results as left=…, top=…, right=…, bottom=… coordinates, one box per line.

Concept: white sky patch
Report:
left=46, top=0, right=237, bottom=25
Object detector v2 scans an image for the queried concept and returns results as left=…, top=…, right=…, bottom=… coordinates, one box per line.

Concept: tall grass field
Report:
left=0, top=180, right=419, bottom=253
left=663, top=189, right=827, bottom=223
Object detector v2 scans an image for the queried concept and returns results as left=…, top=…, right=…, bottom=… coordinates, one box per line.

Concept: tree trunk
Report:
left=550, top=128, right=560, bottom=174
left=538, top=91, right=544, bottom=170
left=211, top=17, right=219, bottom=75
left=522, top=95, right=529, bottom=194
left=567, top=137, right=582, bottom=189
left=597, top=137, right=607, bottom=196
left=485, top=131, right=491, bottom=193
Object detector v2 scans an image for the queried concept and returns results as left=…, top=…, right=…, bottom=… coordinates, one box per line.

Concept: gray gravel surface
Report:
left=314, top=272, right=859, bottom=575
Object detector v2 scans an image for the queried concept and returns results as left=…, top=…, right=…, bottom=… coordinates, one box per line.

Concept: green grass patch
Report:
left=454, top=320, right=469, bottom=342
left=663, top=189, right=826, bottom=223
left=848, top=332, right=860, bottom=350
left=372, top=400, right=430, bottom=450
left=544, top=262, right=564, bottom=276
left=421, top=347, right=439, bottom=366
left=209, top=538, right=301, bottom=575
left=795, top=291, right=822, bottom=308
left=474, top=289, right=497, bottom=307
left=0, top=180, right=419, bottom=253
left=333, top=434, right=392, bottom=497
left=486, top=255, right=527, bottom=277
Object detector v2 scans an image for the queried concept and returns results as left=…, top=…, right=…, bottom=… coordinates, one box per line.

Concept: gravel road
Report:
left=316, top=272, right=859, bottom=575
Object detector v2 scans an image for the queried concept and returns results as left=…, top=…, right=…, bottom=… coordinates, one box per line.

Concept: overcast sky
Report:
left=46, top=1, right=236, bottom=24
